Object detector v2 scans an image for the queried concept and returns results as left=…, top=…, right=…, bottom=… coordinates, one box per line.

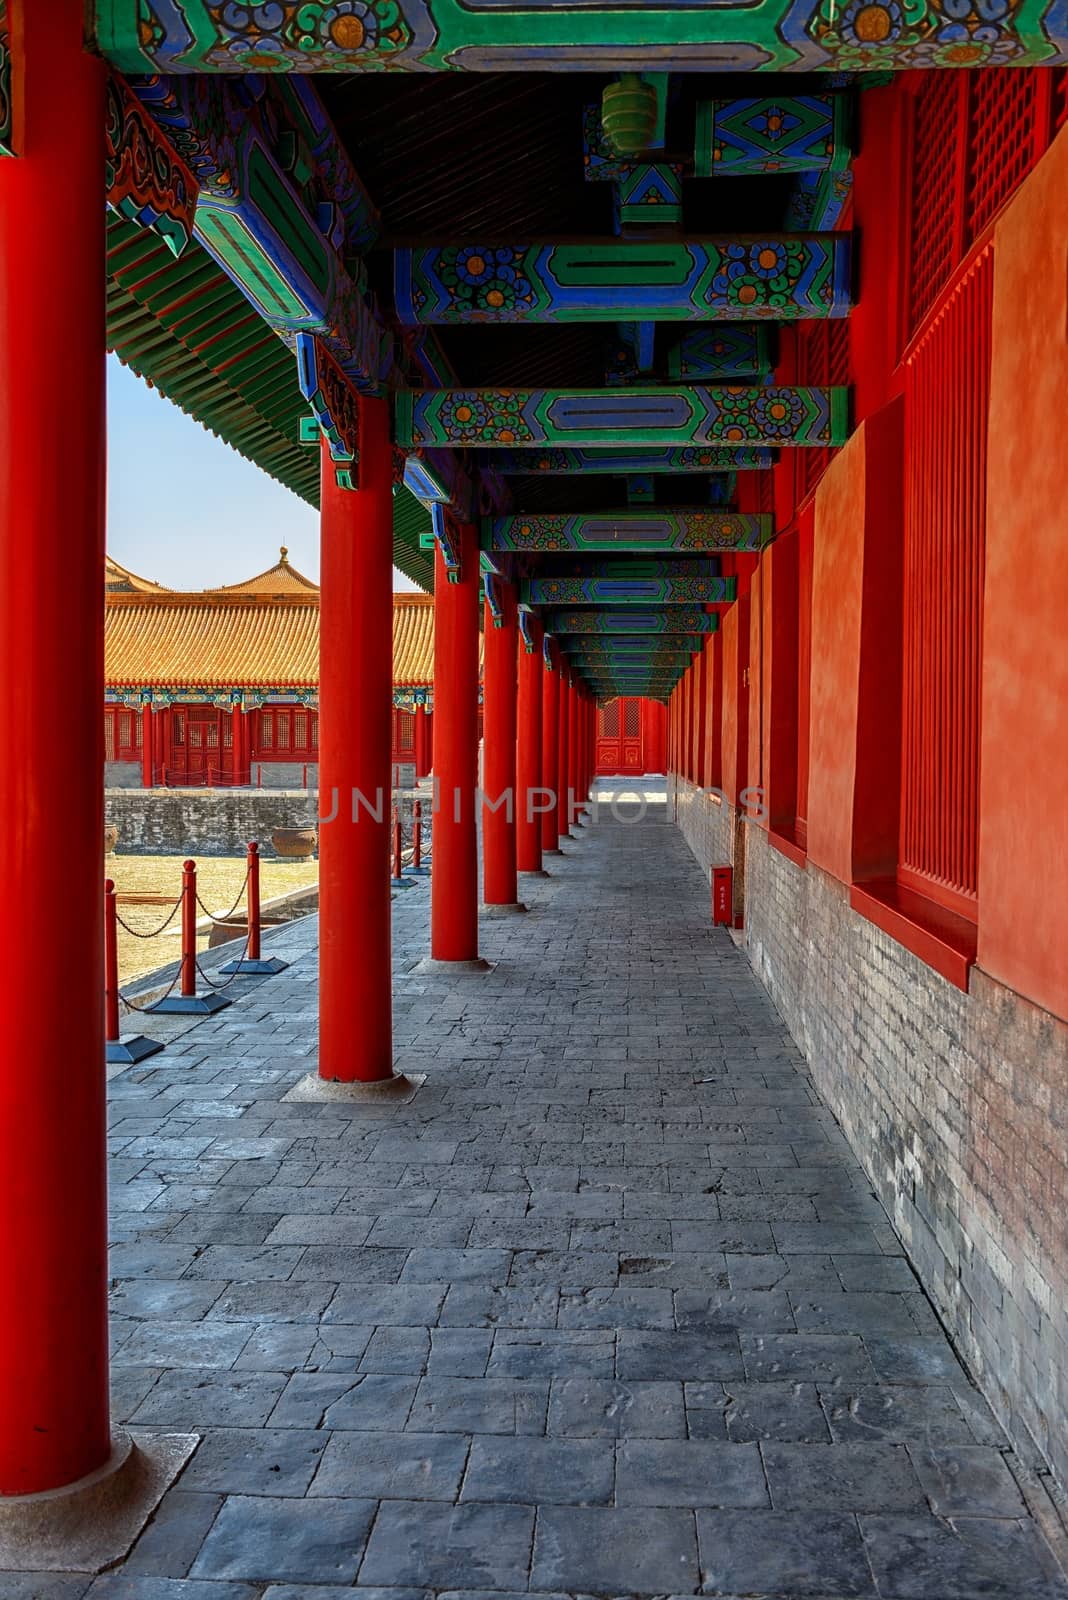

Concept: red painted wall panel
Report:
left=979, top=126, right=1068, bottom=1023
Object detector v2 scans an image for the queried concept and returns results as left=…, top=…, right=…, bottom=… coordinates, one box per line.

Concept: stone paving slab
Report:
left=6, top=787, right=1066, bottom=1598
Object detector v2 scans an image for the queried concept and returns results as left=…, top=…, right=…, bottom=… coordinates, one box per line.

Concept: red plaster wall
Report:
left=808, top=401, right=905, bottom=887
left=722, top=595, right=749, bottom=807
left=978, top=128, right=1068, bottom=1023
left=808, top=428, right=866, bottom=884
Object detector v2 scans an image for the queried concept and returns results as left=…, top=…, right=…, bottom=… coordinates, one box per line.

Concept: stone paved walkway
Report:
left=17, top=786, right=1068, bottom=1599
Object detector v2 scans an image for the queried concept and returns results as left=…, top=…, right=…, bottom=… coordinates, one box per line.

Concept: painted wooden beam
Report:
left=488, top=446, right=774, bottom=474
left=485, top=510, right=771, bottom=554
left=397, top=387, right=848, bottom=451
left=543, top=609, right=719, bottom=635
left=395, top=238, right=850, bottom=325
left=695, top=95, right=851, bottom=178
left=523, top=574, right=736, bottom=606
left=127, top=75, right=387, bottom=392
left=97, top=3, right=1068, bottom=74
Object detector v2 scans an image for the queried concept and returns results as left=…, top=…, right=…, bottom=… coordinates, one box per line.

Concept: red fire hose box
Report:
left=711, top=865, right=733, bottom=926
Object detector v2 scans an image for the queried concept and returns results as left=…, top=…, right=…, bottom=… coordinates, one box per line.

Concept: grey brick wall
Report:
left=105, top=760, right=142, bottom=789
left=105, top=789, right=319, bottom=856
left=671, top=774, right=1068, bottom=1490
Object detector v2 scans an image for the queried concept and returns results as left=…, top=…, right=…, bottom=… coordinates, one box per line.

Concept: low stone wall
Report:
left=672, top=773, right=1068, bottom=1490
left=105, top=760, right=141, bottom=789
left=105, top=788, right=319, bottom=857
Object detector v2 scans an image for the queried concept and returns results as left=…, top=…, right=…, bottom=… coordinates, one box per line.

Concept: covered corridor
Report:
left=50, top=790, right=1065, bottom=1596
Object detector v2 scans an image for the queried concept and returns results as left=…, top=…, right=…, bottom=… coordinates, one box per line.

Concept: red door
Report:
left=620, top=698, right=642, bottom=772
left=596, top=698, right=646, bottom=775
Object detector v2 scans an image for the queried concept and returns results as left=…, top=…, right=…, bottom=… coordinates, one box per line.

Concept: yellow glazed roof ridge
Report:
left=105, top=585, right=453, bottom=689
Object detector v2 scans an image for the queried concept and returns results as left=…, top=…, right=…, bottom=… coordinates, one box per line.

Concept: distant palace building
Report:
left=104, top=550, right=439, bottom=788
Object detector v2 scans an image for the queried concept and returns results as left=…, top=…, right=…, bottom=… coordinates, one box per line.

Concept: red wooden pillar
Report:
left=571, top=683, right=581, bottom=821
left=230, top=702, right=242, bottom=787
left=141, top=703, right=154, bottom=787
left=541, top=643, right=561, bottom=853
left=517, top=616, right=543, bottom=873
left=0, top=0, right=110, bottom=1496
left=414, top=702, right=431, bottom=777
left=154, top=708, right=167, bottom=785
left=482, top=580, right=519, bottom=905
left=558, top=672, right=573, bottom=839
left=318, top=403, right=393, bottom=1083
left=432, top=522, right=480, bottom=959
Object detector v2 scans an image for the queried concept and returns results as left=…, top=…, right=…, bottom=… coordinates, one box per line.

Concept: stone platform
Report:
left=10, top=786, right=1066, bottom=1598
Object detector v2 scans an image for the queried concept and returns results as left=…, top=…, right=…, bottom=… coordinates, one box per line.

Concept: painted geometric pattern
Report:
left=523, top=574, right=736, bottom=605
left=543, top=609, right=719, bottom=635
left=785, top=166, right=855, bottom=231
left=667, top=327, right=772, bottom=381
left=396, top=386, right=849, bottom=449
left=131, top=74, right=387, bottom=391
left=488, top=446, right=774, bottom=473
left=0, top=0, right=13, bottom=157
left=95, top=0, right=1068, bottom=73
left=695, top=95, right=850, bottom=177
left=487, top=511, right=772, bottom=552
left=618, top=165, right=683, bottom=226
left=395, top=238, right=851, bottom=324
left=567, top=648, right=701, bottom=666
left=105, top=71, right=199, bottom=257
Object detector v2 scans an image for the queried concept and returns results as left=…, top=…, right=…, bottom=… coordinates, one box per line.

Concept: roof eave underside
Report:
left=105, top=213, right=435, bottom=592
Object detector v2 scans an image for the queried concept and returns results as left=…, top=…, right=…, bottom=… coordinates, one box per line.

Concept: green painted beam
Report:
left=395, top=237, right=850, bottom=324
left=488, top=447, right=773, bottom=474
left=543, top=609, right=719, bottom=635
left=94, top=0, right=1068, bottom=75
left=523, top=575, right=735, bottom=606
left=397, top=387, right=848, bottom=450
left=487, top=511, right=771, bottom=554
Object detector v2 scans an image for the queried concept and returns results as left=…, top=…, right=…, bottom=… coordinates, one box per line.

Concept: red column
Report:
left=154, top=708, right=167, bottom=785
left=141, top=704, right=154, bottom=787
left=517, top=616, right=543, bottom=873
left=318, top=403, right=393, bottom=1083
left=482, top=581, right=519, bottom=906
left=0, top=0, right=109, bottom=1496
left=568, top=686, right=581, bottom=823
left=541, top=645, right=561, bottom=853
left=557, top=672, right=572, bottom=841
left=414, top=702, right=431, bottom=777
left=230, top=703, right=242, bottom=787
left=431, top=522, right=480, bottom=959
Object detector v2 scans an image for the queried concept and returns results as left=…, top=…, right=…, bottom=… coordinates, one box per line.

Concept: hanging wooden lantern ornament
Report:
left=601, top=75, right=658, bottom=159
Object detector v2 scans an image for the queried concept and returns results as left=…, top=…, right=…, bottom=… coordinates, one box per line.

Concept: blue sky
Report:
left=107, top=355, right=416, bottom=591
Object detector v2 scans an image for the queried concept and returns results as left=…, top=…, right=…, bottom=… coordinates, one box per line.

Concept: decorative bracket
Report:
left=431, top=503, right=462, bottom=583
left=518, top=611, right=538, bottom=655
left=542, top=635, right=555, bottom=672
left=105, top=71, right=198, bottom=256
left=483, top=571, right=506, bottom=628
left=297, top=332, right=361, bottom=488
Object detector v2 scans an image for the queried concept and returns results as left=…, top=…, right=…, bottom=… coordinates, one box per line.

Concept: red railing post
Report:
left=392, top=802, right=403, bottom=882
left=247, top=841, right=261, bottom=963
left=180, top=858, right=197, bottom=998
left=413, top=799, right=422, bottom=872
left=104, top=880, right=120, bottom=1044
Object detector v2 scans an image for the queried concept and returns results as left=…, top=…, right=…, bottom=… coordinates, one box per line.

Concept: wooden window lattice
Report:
left=908, top=70, right=1054, bottom=339
left=600, top=702, right=620, bottom=738
left=623, top=700, right=640, bottom=738
left=900, top=246, right=992, bottom=919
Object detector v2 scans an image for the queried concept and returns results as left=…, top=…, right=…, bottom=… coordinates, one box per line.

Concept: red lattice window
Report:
left=965, top=70, right=1050, bottom=244
left=392, top=708, right=415, bottom=755
left=908, top=70, right=1057, bottom=341
left=1054, top=66, right=1068, bottom=131
left=900, top=246, right=992, bottom=920
left=623, top=700, right=640, bottom=738
left=600, top=701, right=620, bottom=738
left=908, top=76, right=966, bottom=335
